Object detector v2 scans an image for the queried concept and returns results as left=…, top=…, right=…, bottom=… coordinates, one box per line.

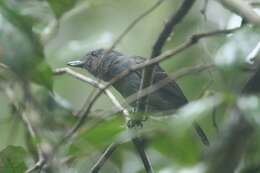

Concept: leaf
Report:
left=152, top=129, right=201, bottom=166
left=69, top=117, right=124, bottom=156
left=0, top=1, right=53, bottom=89
left=0, top=146, right=27, bottom=173
left=46, top=0, right=77, bottom=18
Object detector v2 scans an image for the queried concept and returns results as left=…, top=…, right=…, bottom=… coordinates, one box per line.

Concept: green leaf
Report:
left=69, top=117, right=124, bottom=156
left=46, top=0, right=77, bottom=18
left=0, top=1, right=53, bottom=89
left=0, top=146, right=27, bottom=173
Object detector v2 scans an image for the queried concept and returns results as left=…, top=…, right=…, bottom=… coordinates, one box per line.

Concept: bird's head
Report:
left=67, top=49, right=122, bottom=81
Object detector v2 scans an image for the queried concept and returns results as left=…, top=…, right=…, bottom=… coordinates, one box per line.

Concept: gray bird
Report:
left=67, top=49, right=209, bottom=146
left=67, top=49, right=187, bottom=112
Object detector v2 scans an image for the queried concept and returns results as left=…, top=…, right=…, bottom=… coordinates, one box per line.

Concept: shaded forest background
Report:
left=0, top=0, right=260, bottom=173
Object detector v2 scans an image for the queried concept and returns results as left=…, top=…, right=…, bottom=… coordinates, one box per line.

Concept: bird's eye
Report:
left=91, top=51, right=98, bottom=57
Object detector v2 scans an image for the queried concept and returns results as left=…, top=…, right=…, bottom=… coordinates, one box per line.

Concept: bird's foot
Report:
left=127, top=116, right=148, bottom=128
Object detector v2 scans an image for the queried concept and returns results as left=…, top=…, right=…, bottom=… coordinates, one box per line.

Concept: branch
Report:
left=1, top=86, right=45, bottom=173
left=90, top=142, right=119, bottom=173
left=69, top=28, right=240, bottom=144
left=152, top=0, right=196, bottom=58
left=217, top=0, right=260, bottom=26
left=200, top=0, right=209, bottom=20
left=107, top=0, right=165, bottom=52
left=54, top=68, right=154, bottom=172
left=0, top=63, right=8, bottom=69
left=132, top=138, right=154, bottom=173
left=138, top=0, right=196, bottom=112
left=54, top=67, right=130, bottom=119
left=125, top=64, right=215, bottom=105
left=47, top=27, right=239, bottom=172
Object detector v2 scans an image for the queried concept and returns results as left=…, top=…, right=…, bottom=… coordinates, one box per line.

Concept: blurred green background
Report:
left=0, top=0, right=260, bottom=173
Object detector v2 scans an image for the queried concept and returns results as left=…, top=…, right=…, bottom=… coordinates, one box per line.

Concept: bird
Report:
left=67, top=49, right=209, bottom=145
left=67, top=49, right=187, bottom=111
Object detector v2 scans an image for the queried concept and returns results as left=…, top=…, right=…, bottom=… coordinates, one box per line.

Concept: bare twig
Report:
left=212, top=107, right=219, bottom=134
left=0, top=63, right=8, bottom=69
left=26, top=159, right=45, bottom=173
left=200, top=0, right=209, bottom=20
left=132, top=138, right=154, bottom=173
left=54, top=67, right=130, bottom=119
left=2, top=86, right=45, bottom=173
left=63, top=28, right=239, bottom=146
left=126, top=64, right=214, bottom=105
left=138, top=0, right=196, bottom=112
left=90, top=142, right=119, bottom=173
left=193, top=122, right=210, bottom=146
left=106, top=0, right=165, bottom=52
left=59, top=0, right=164, bottom=170
left=54, top=68, right=154, bottom=172
left=152, top=0, right=196, bottom=58
left=217, top=0, right=260, bottom=26
left=46, top=27, right=239, bottom=172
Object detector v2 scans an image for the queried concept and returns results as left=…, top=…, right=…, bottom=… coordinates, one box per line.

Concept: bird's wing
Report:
left=153, top=65, right=188, bottom=104
left=131, top=56, right=188, bottom=108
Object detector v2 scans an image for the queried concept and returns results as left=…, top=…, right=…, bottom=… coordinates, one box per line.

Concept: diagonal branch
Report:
left=90, top=142, right=119, bottom=173
left=138, top=0, right=197, bottom=112
left=106, top=0, right=165, bottom=53
left=48, top=27, right=240, bottom=173
left=2, top=86, right=45, bottom=173
left=75, top=27, right=240, bottom=136
left=54, top=68, right=154, bottom=173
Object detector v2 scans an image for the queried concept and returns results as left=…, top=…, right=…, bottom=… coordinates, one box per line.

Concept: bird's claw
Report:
left=127, top=119, right=143, bottom=128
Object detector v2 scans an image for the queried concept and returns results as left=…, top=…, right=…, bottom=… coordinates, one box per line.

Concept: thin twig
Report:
left=2, top=86, right=45, bottom=173
left=106, top=0, right=165, bottom=52
left=132, top=138, right=154, bottom=173
left=217, top=0, right=260, bottom=26
left=90, top=142, right=119, bottom=173
left=126, top=64, right=215, bottom=105
left=0, top=63, right=8, bottom=69
left=45, top=27, right=239, bottom=172
left=60, top=28, right=239, bottom=148
left=138, top=0, right=196, bottom=112
left=200, top=0, right=209, bottom=20
left=54, top=68, right=130, bottom=119
left=54, top=68, right=154, bottom=172
left=193, top=122, right=210, bottom=146
left=212, top=107, right=219, bottom=134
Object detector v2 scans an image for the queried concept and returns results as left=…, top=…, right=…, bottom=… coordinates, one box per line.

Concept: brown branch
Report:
left=62, top=28, right=239, bottom=146
left=152, top=0, right=197, bottom=58
left=126, top=64, right=214, bottom=105
left=54, top=68, right=154, bottom=173
left=47, top=27, right=239, bottom=172
left=132, top=138, right=154, bottom=173
left=54, top=3, right=165, bottom=168
left=90, top=142, right=119, bottom=173
left=138, top=0, right=196, bottom=112
left=54, top=67, right=130, bottom=119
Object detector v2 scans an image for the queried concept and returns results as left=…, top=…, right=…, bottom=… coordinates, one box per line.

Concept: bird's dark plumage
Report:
left=67, top=49, right=187, bottom=112
left=68, top=49, right=210, bottom=145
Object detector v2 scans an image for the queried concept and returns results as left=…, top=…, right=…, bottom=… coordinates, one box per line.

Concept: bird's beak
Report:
left=67, top=60, right=85, bottom=67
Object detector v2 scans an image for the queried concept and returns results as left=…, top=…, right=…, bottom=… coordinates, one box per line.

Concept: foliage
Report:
left=0, top=0, right=259, bottom=173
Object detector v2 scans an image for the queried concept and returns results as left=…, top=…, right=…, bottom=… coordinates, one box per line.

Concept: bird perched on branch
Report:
left=67, top=49, right=209, bottom=145
left=67, top=49, right=187, bottom=111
